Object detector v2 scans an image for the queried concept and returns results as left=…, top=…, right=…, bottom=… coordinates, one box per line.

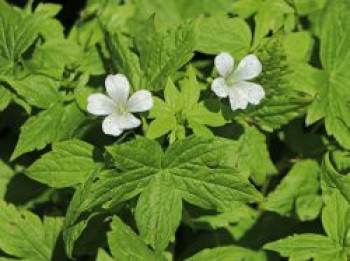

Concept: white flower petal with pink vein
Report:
left=214, top=52, right=234, bottom=78
left=87, top=94, right=115, bottom=116
left=127, top=90, right=153, bottom=112
left=234, top=54, right=262, bottom=81
left=105, top=74, right=130, bottom=104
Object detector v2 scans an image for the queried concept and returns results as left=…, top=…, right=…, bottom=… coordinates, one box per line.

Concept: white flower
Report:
left=87, top=74, right=153, bottom=136
left=211, top=52, right=265, bottom=111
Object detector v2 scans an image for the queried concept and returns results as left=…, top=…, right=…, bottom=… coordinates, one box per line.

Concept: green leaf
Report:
left=194, top=202, right=258, bottom=240
left=196, top=17, right=251, bottom=59
left=162, top=136, right=263, bottom=208
left=293, top=0, right=327, bottom=15
left=6, top=75, right=62, bottom=109
left=138, top=21, right=196, bottom=91
left=97, top=249, right=114, bottom=261
left=68, top=136, right=261, bottom=252
left=253, top=0, right=294, bottom=46
left=283, top=32, right=314, bottom=63
left=146, top=116, right=177, bottom=139
left=237, top=125, right=276, bottom=185
left=148, top=70, right=226, bottom=140
left=132, top=0, right=231, bottom=25
left=24, top=40, right=83, bottom=78
left=185, top=100, right=227, bottom=128
left=106, top=11, right=195, bottom=93
left=295, top=194, right=323, bottom=221
left=106, top=137, right=163, bottom=170
left=0, top=6, right=42, bottom=72
left=232, top=0, right=262, bottom=18
left=0, top=86, right=12, bottom=111
left=107, top=217, right=166, bottom=261
left=289, top=63, right=328, bottom=95
left=27, top=139, right=98, bottom=188
left=0, top=200, right=63, bottom=261
left=186, top=246, right=267, bottom=261
left=264, top=234, right=341, bottom=260
left=35, top=3, right=62, bottom=18
left=265, top=160, right=321, bottom=220
left=105, top=32, right=146, bottom=91
left=135, top=175, right=182, bottom=251
left=306, top=0, right=350, bottom=149
left=11, top=102, right=85, bottom=160
left=63, top=167, right=102, bottom=258
left=247, top=91, right=312, bottom=132
left=0, top=160, right=14, bottom=200
left=322, top=190, right=350, bottom=246
left=322, top=152, right=350, bottom=205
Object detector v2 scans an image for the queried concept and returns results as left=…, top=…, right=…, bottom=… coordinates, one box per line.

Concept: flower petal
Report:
left=234, top=54, right=262, bottom=81
left=119, top=113, right=141, bottom=130
left=214, top=52, right=234, bottom=78
left=87, top=94, right=115, bottom=116
left=105, top=74, right=130, bottom=104
left=236, top=82, right=265, bottom=105
left=211, top=77, right=229, bottom=98
left=228, top=88, right=249, bottom=111
left=102, top=113, right=141, bottom=136
left=127, top=90, right=153, bottom=112
left=102, top=114, right=123, bottom=136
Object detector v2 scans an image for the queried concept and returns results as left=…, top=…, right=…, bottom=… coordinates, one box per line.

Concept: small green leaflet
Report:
left=322, top=151, right=350, bottom=205
left=322, top=191, right=350, bottom=250
left=306, top=0, right=350, bottom=149
left=265, top=191, right=350, bottom=261
left=63, top=136, right=262, bottom=254
left=293, top=0, right=327, bottom=15
left=194, top=202, right=259, bottom=241
left=0, top=84, right=12, bottom=111
left=24, top=39, right=83, bottom=78
left=0, top=3, right=42, bottom=73
left=63, top=168, right=102, bottom=258
left=27, top=139, right=98, bottom=188
left=105, top=217, right=266, bottom=261
left=131, top=0, right=231, bottom=25
left=265, top=234, right=341, bottom=261
left=186, top=246, right=267, bottom=261
left=137, top=20, right=196, bottom=91
left=282, top=31, right=314, bottom=64
left=105, top=31, right=146, bottom=91
left=253, top=0, right=295, bottom=46
left=11, top=102, right=85, bottom=160
left=105, top=20, right=196, bottom=91
left=196, top=17, right=251, bottom=59
left=107, top=217, right=166, bottom=261
left=135, top=174, right=182, bottom=251
left=5, top=75, right=62, bottom=109
left=237, top=125, right=276, bottom=185
left=147, top=67, right=227, bottom=141
left=265, top=160, right=322, bottom=221
left=232, top=0, right=262, bottom=18
left=0, top=160, right=14, bottom=200
left=0, top=200, right=63, bottom=261
left=97, top=249, right=115, bottom=261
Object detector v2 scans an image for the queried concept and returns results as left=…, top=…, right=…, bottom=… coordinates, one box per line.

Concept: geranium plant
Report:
left=0, top=0, right=350, bottom=260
